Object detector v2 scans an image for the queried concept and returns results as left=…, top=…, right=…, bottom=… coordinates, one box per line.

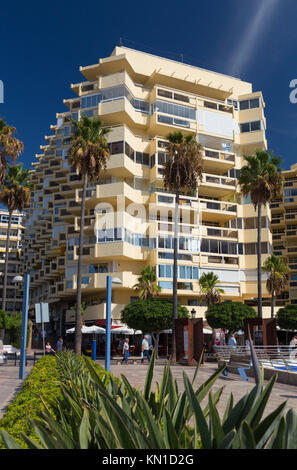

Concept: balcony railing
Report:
left=203, top=174, right=236, bottom=187
left=206, top=227, right=237, bottom=239
left=199, top=199, right=237, bottom=213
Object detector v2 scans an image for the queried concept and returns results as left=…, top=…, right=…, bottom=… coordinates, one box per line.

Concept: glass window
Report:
left=250, top=98, right=260, bottom=108
left=250, top=121, right=261, bottom=131
left=174, top=92, right=189, bottom=103
left=179, top=266, right=186, bottom=279
left=239, top=100, right=249, bottom=110
left=157, top=89, right=172, bottom=99
left=110, top=141, right=124, bottom=155
left=240, top=123, right=250, bottom=133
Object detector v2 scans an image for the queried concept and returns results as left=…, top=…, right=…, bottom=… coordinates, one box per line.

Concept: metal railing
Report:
left=213, top=345, right=297, bottom=372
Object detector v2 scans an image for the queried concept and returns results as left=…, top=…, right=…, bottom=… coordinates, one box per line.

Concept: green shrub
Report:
left=0, top=310, right=30, bottom=348
left=206, top=302, right=257, bottom=333
left=276, top=305, right=297, bottom=331
left=0, top=355, right=60, bottom=448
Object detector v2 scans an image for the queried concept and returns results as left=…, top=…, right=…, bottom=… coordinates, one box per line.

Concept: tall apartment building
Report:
left=22, top=46, right=273, bottom=333
left=271, top=163, right=297, bottom=306
left=0, top=209, right=24, bottom=312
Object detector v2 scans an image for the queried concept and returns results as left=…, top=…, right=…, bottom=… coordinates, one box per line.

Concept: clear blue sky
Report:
left=1, top=0, right=297, bottom=170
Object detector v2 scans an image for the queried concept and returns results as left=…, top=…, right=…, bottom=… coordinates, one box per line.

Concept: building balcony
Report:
left=199, top=173, right=236, bottom=198
left=199, top=198, right=237, bottom=222
left=201, top=226, right=238, bottom=240
left=203, top=147, right=235, bottom=173
left=149, top=112, right=197, bottom=137
left=65, top=271, right=139, bottom=292
left=98, top=98, right=149, bottom=129
left=76, top=241, right=150, bottom=262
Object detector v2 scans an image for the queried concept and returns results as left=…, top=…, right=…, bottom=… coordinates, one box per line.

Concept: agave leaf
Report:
left=218, top=430, right=236, bottom=449
left=82, top=355, right=108, bottom=390
left=234, top=420, right=256, bottom=449
left=134, top=390, right=166, bottom=449
left=183, top=372, right=211, bottom=449
left=285, top=409, right=297, bottom=449
left=202, top=386, right=224, bottom=419
left=167, top=366, right=179, bottom=414
left=91, top=409, right=117, bottom=449
left=172, top=391, right=187, bottom=435
left=144, top=349, right=155, bottom=402
left=191, top=352, right=203, bottom=387
left=245, top=375, right=277, bottom=429
left=255, top=401, right=287, bottom=449
left=222, top=394, right=249, bottom=434
left=208, top=392, right=224, bottom=448
left=222, top=392, right=234, bottom=424
left=79, top=408, right=91, bottom=449
left=97, top=385, right=151, bottom=449
left=36, top=411, right=77, bottom=448
left=1, top=430, right=24, bottom=449
left=267, top=416, right=286, bottom=449
left=20, top=433, right=45, bottom=449
left=163, top=408, right=181, bottom=449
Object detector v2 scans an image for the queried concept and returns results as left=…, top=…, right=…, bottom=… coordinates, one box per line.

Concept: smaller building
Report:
left=0, top=209, right=24, bottom=312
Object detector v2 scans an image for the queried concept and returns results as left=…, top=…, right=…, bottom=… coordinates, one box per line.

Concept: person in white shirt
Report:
left=122, top=338, right=129, bottom=364
left=141, top=335, right=150, bottom=364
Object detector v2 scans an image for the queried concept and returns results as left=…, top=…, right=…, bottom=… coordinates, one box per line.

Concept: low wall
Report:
left=227, top=364, right=297, bottom=386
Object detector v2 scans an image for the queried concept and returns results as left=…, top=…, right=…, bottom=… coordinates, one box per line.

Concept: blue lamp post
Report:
left=105, top=275, right=122, bottom=372
left=13, top=274, right=30, bottom=380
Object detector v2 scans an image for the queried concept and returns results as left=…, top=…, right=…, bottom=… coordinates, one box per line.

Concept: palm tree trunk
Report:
left=75, top=173, right=87, bottom=355
left=271, top=288, right=274, bottom=319
left=171, top=189, right=179, bottom=361
left=257, top=202, right=262, bottom=318
left=2, top=209, right=12, bottom=311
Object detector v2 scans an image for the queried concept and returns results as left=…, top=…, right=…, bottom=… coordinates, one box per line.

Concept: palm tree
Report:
left=0, top=164, right=31, bottom=311
left=163, top=132, right=203, bottom=359
left=198, top=272, right=225, bottom=307
left=133, top=266, right=161, bottom=299
left=262, top=254, right=290, bottom=318
left=0, top=119, right=24, bottom=185
left=238, top=150, right=282, bottom=317
left=68, top=115, right=110, bottom=355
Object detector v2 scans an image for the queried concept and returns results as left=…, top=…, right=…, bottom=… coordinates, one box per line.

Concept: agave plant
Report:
left=2, top=351, right=297, bottom=449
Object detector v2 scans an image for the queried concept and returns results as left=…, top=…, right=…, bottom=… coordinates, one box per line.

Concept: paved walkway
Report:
left=0, top=365, right=33, bottom=419
left=1, top=359, right=297, bottom=422
left=106, top=362, right=297, bottom=418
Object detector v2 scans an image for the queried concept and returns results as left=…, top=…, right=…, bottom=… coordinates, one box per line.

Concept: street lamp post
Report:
left=191, top=308, right=196, bottom=319
left=105, top=276, right=122, bottom=372
left=13, top=274, right=30, bottom=380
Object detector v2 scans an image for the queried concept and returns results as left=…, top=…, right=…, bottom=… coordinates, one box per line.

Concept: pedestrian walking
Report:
left=228, top=334, right=237, bottom=349
left=122, top=338, right=129, bottom=364
left=56, top=337, right=63, bottom=352
left=141, top=335, right=150, bottom=364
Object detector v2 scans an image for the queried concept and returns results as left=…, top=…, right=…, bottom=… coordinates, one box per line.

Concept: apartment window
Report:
left=110, top=141, right=124, bottom=155
left=157, top=89, right=172, bottom=99
left=81, top=93, right=102, bottom=109
left=174, top=92, right=189, bottom=103
left=157, top=140, right=169, bottom=149
left=240, top=121, right=262, bottom=133
left=154, top=100, right=195, bottom=120
left=227, top=99, right=239, bottom=110
left=158, top=115, right=190, bottom=128
left=158, top=251, right=192, bottom=261
left=239, top=98, right=260, bottom=110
